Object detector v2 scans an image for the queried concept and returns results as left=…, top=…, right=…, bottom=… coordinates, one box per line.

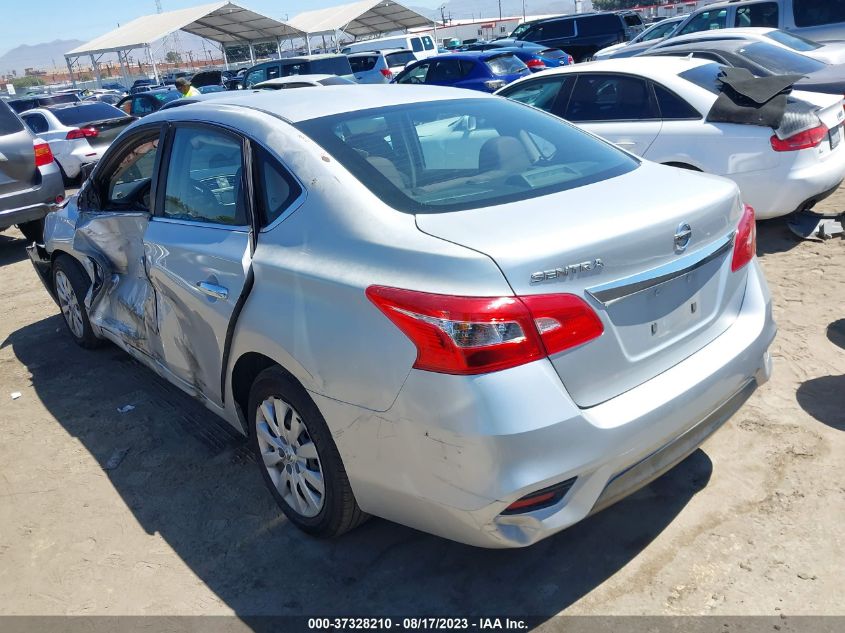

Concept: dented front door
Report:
left=142, top=124, right=252, bottom=407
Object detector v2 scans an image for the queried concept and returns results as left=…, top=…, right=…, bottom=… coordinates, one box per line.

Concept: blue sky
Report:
left=0, top=0, right=444, bottom=54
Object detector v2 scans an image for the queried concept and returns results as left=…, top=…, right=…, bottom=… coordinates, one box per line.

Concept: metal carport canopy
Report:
left=289, top=0, right=435, bottom=38
left=65, top=1, right=305, bottom=57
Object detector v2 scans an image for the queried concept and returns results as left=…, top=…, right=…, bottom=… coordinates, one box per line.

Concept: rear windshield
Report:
left=679, top=62, right=729, bottom=94
left=485, top=54, right=528, bottom=75
left=295, top=98, right=638, bottom=214
left=765, top=30, right=821, bottom=52
left=52, top=103, right=128, bottom=126
left=738, top=41, right=826, bottom=74
left=0, top=99, right=24, bottom=134
left=793, top=0, right=845, bottom=27
left=319, top=76, right=355, bottom=85
left=386, top=51, right=416, bottom=67
left=349, top=56, right=378, bottom=72
left=307, top=57, right=353, bottom=76
left=539, top=48, right=567, bottom=59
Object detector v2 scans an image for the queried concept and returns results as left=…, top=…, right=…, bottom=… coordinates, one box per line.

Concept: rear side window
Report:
left=422, top=36, right=435, bottom=50
left=0, top=100, right=25, bottom=134
left=162, top=127, right=246, bottom=226
left=23, top=113, right=49, bottom=134
left=411, top=38, right=424, bottom=52
left=538, top=19, right=576, bottom=39
left=793, top=0, right=845, bottom=27
left=385, top=51, right=416, bottom=67
left=267, top=65, right=281, bottom=80
left=311, top=57, right=353, bottom=76
left=678, top=9, right=728, bottom=35
left=565, top=74, right=658, bottom=121
left=429, top=60, right=469, bottom=82
left=736, top=3, right=779, bottom=28
left=623, top=15, right=643, bottom=27
left=296, top=98, right=638, bottom=214
left=576, top=15, right=623, bottom=36
left=500, top=76, right=573, bottom=116
left=485, top=54, right=527, bottom=76
left=254, top=148, right=302, bottom=226
left=52, top=103, right=127, bottom=126
left=653, top=84, right=701, bottom=119
left=349, top=56, right=378, bottom=72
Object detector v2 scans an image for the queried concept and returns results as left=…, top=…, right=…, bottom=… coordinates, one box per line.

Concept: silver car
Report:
left=29, top=86, right=775, bottom=548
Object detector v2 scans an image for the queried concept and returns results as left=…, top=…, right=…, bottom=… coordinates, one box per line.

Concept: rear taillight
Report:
left=66, top=127, right=99, bottom=140
left=33, top=140, right=53, bottom=167
left=526, top=58, right=546, bottom=70
left=731, top=204, right=757, bottom=272
left=366, top=286, right=603, bottom=375
left=770, top=124, right=827, bottom=152
left=380, top=68, right=394, bottom=79
left=484, top=79, right=507, bottom=91
left=567, top=55, right=574, bottom=65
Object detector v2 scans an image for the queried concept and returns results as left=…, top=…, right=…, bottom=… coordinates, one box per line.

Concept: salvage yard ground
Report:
left=0, top=188, right=843, bottom=618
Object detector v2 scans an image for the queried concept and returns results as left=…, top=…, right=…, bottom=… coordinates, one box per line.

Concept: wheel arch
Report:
left=231, top=352, right=307, bottom=436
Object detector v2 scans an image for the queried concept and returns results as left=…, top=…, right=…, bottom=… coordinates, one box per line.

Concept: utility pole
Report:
left=498, top=0, right=502, bottom=20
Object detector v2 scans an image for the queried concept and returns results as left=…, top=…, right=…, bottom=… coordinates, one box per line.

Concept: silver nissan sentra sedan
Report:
left=28, top=85, right=775, bottom=548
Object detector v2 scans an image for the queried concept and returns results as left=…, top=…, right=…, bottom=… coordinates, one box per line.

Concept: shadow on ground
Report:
left=0, top=233, right=27, bottom=267
left=827, top=319, right=845, bottom=351
left=797, top=374, right=845, bottom=431
left=756, top=217, right=802, bottom=257
left=2, top=315, right=713, bottom=620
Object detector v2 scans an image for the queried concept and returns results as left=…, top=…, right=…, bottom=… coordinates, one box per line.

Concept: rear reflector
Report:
left=526, top=58, right=546, bottom=70
left=502, top=478, right=577, bottom=514
left=731, top=204, right=756, bottom=272
left=66, top=127, right=99, bottom=140
left=33, top=140, right=54, bottom=167
left=770, top=124, right=827, bottom=152
left=366, top=286, right=603, bottom=375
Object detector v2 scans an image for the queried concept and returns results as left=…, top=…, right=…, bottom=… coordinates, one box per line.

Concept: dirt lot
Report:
left=0, top=188, right=843, bottom=621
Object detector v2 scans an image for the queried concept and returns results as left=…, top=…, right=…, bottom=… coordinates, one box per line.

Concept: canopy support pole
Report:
left=321, top=34, right=327, bottom=52
left=146, top=45, right=160, bottom=85
left=306, top=35, right=312, bottom=55
left=248, top=42, right=255, bottom=65
left=221, top=43, right=229, bottom=70
left=65, top=56, right=77, bottom=88
left=117, top=50, right=131, bottom=88
left=90, top=54, right=102, bottom=88
left=276, top=37, right=283, bottom=59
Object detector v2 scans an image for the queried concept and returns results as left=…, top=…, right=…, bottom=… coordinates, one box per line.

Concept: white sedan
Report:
left=648, top=27, right=845, bottom=65
left=497, top=56, right=845, bottom=219
left=20, top=102, right=133, bottom=184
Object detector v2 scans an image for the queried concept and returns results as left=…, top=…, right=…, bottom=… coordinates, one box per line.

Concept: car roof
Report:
left=649, top=38, right=757, bottom=53
left=513, top=55, right=714, bottom=79
left=256, top=75, right=335, bottom=85
left=147, top=84, right=491, bottom=124
left=426, top=50, right=519, bottom=61
left=661, top=27, right=779, bottom=46
left=348, top=48, right=411, bottom=56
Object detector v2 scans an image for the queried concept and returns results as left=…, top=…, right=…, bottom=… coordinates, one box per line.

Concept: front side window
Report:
left=162, top=127, right=246, bottom=226
left=541, top=19, right=576, bottom=39
left=565, top=74, right=658, bottom=122
left=107, top=134, right=160, bottom=206
left=429, top=60, right=466, bottom=82
left=736, top=3, right=779, bottom=28
left=640, top=20, right=680, bottom=42
left=295, top=98, right=638, bottom=213
left=267, top=66, right=281, bottom=80
left=500, top=76, right=573, bottom=116
left=678, top=9, right=728, bottom=35
left=576, top=15, right=622, bottom=36
left=396, top=62, right=430, bottom=84
left=245, top=68, right=265, bottom=87
left=411, top=38, right=424, bottom=52
left=793, top=0, right=845, bottom=27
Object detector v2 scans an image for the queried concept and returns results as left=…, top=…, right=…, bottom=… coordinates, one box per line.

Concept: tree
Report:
left=164, top=51, right=182, bottom=64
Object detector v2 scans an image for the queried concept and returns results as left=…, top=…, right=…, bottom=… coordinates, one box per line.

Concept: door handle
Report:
left=196, top=281, right=229, bottom=300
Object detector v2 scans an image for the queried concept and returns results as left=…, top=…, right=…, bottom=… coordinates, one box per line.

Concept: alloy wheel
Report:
left=55, top=270, right=84, bottom=339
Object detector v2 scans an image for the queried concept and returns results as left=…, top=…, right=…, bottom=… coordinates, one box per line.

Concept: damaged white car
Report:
left=29, top=86, right=775, bottom=547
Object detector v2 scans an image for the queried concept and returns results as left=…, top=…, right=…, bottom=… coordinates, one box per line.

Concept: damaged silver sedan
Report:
left=29, top=86, right=775, bottom=547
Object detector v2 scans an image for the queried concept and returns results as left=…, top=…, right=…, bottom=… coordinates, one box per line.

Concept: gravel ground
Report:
left=0, top=187, right=842, bottom=621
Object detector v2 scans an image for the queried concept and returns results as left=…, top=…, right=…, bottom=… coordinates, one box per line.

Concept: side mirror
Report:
left=80, top=162, right=97, bottom=183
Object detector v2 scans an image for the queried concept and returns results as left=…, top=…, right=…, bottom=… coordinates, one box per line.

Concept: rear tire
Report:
left=52, top=255, right=102, bottom=349
left=248, top=366, right=367, bottom=537
left=17, top=219, right=43, bottom=243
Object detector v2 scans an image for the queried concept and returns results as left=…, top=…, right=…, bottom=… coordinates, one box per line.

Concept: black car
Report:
left=242, top=55, right=354, bottom=88
left=509, top=11, right=644, bottom=62
left=116, top=89, right=181, bottom=117
left=642, top=38, right=845, bottom=96
left=7, top=92, right=80, bottom=114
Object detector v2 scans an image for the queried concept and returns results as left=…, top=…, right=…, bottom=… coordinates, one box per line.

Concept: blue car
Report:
left=462, top=41, right=574, bottom=71
left=393, top=51, right=530, bottom=92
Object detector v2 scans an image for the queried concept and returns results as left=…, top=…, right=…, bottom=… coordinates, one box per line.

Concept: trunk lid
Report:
left=415, top=162, right=747, bottom=408
left=0, top=101, right=37, bottom=196
left=84, top=117, right=134, bottom=150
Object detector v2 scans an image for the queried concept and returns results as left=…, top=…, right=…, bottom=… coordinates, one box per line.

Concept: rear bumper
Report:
left=317, top=259, right=775, bottom=547
left=0, top=164, right=64, bottom=230
left=732, top=147, right=845, bottom=220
